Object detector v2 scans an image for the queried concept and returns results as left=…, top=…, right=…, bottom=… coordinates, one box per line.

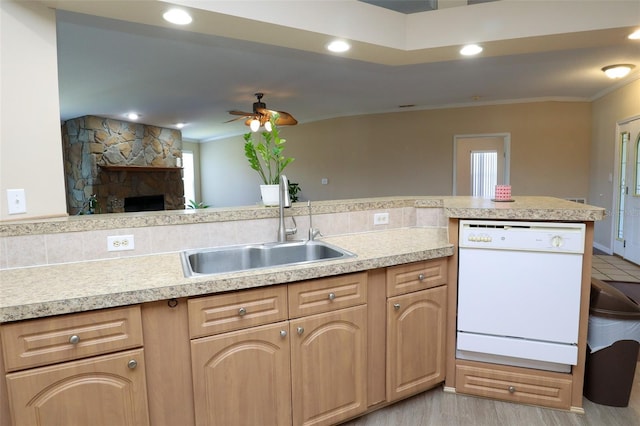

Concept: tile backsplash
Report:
left=0, top=205, right=445, bottom=270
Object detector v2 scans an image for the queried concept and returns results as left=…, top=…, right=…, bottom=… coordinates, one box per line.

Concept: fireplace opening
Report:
left=124, top=195, right=165, bottom=212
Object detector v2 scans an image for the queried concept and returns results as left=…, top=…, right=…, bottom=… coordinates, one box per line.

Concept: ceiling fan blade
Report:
left=274, top=111, right=297, bottom=125
left=224, top=116, right=249, bottom=123
left=255, top=107, right=297, bottom=126
left=228, top=110, right=253, bottom=116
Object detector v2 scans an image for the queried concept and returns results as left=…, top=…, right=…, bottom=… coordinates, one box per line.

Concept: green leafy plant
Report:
left=243, top=115, right=294, bottom=185
left=187, top=199, right=210, bottom=209
left=288, top=182, right=301, bottom=202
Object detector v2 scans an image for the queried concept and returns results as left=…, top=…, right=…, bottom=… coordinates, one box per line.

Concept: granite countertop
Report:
left=0, top=196, right=605, bottom=237
left=0, top=227, right=453, bottom=322
left=441, top=196, right=605, bottom=221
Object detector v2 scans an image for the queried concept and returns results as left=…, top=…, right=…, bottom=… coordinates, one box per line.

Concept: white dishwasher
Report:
left=456, top=220, right=586, bottom=373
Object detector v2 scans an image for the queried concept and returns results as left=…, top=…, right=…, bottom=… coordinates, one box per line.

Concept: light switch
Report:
left=7, top=189, right=26, bottom=214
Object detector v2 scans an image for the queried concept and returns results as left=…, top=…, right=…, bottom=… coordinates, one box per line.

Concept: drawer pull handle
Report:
left=394, top=303, right=401, bottom=311
left=418, top=273, right=425, bottom=281
left=280, top=330, right=287, bottom=338
left=328, top=292, right=336, bottom=301
left=508, top=386, right=516, bottom=394
left=69, top=335, right=80, bottom=345
left=238, top=307, right=247, bottom=316
left=128, top=359, right=138, bottom=369
left=297, top=327, right=304, bottom=335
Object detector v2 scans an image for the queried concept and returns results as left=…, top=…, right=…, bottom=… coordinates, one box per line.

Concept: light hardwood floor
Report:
left=342, top=362, right=640, bottom=425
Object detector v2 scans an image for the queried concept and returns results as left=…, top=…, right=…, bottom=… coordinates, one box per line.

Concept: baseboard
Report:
left=593, top=242, right=613, bottom=255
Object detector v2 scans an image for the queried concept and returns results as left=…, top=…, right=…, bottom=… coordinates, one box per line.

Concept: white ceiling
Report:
left=46, top=0, right=640, bottom=142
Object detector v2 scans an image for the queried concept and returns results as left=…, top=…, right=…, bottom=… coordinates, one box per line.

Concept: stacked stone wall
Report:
left=62, top=115, right=184, bottom=214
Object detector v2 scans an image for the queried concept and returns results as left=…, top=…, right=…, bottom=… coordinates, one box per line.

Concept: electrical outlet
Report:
left=107, top=235, right=135, bottom=252
left=7, top=189, right=26, bottom=214
left=373, top=212, right=389, bottom=225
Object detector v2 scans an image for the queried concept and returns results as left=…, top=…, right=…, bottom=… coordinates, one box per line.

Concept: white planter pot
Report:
left=260, top=184, right=280, bottom=206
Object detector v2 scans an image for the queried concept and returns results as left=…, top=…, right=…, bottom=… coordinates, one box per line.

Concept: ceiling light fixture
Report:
left=460, top=44, right=483, bottom=56
left=250, top=118, right=260, bottom=132
left=628, top=29, right=640, bottom=40
left=176, top=123, right=186, bottom=129
left=602, top=64, right=635, bottom=79
left=163, top=9, right=192, bottom=25
left=126, top=112, right=140, bottom=120
left=327, top=40, right=351, bottom=53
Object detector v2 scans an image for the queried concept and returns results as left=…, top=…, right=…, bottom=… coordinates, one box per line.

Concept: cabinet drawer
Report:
left=288, top=272, right=367, bottom=318
left=188, top=285, right=288, bottom=338
left=1, top=305, right=143, bottom=372
left=386, top=258, right=447, bottom=297
left=455, top=360, right=572, bottom=410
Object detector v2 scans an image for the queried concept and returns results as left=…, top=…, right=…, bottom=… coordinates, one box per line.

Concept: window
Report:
left=182, top=151, right=195, bottom=206
left=616, top=132, right=628, bottom=240
left=470, top=151, right=497, bottom=198
left=636, top=134, right=640, bottom=196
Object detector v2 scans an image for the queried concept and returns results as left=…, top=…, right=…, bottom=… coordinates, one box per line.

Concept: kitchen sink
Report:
left=181, top=240, right=355, bottom=277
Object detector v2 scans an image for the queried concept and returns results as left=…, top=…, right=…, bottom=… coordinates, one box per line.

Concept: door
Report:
left=454, top=134, right=510, bottom=196
left=386, top=286, right=446, bottom=402
left=6, top=349, right=149, bottom=426
left=290, top=306, right=367, bottom=426
left=614, top=118, right=640, bottom=265
left=190, top=321, right=292, bottom=426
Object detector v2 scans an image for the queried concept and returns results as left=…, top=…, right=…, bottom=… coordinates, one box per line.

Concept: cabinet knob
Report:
left=418, top=273, right=425, bottom=281
left=328, top=292, right=336, bottom=301
left=69, top=335, right=80, bottom=344
left=508, top=386, right=516, bottom=394
left=297, top=326, right=304, bottom=335
left=280, top=330, right=287, bottom=338
left=238, top=307, right=247, bottom=316
left=128, top=359, right=138, bottom=369
left=393, top=303, right=401, bottom=311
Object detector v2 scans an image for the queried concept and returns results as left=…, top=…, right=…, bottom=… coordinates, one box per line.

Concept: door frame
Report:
left=452, top=133, right=511, bottom=196
left=612, top=114, right=640, bottom=259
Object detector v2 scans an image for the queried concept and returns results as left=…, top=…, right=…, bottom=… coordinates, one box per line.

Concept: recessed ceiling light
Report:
left=327, top=40, right=351, bottom=53
left=460, top=44, right=483, bottom=56
left=602, top=64, right=635, bottom=79
left=629, top=29, right=640, bottom=40
left=163, top=9, right=192, bottom=25
left=126, top=112, right=140, bottom=120
left=176, top=123, right=186, bottom=129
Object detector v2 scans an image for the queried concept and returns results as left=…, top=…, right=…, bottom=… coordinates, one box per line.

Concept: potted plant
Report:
left=244, top=115, right=294, bottom=205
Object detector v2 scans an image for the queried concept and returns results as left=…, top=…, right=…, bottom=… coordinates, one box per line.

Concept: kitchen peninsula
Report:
left=0, top=196, right=605, bottom=426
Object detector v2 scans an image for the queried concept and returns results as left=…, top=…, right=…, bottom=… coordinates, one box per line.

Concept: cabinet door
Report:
left=6, top=349, right=149, bottom=426
left=387, top=286, right=446, bottom=402
left=191, top=321, right=292, bottom=426
left=290, top=305, right=367, bottom=426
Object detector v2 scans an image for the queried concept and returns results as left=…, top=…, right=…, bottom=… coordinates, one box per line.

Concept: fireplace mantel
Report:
left=99, top=165, right=182, bottom=172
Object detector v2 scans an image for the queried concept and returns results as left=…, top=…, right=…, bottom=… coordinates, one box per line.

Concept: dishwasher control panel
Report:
left=459, top=220, right=586, bottom=253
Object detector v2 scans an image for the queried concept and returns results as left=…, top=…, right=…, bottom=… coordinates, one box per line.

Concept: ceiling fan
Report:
left=226, top=92, right=298, bottom=131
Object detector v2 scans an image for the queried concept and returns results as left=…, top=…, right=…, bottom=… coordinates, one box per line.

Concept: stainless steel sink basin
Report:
left=181, top=240, right=355, bottom=277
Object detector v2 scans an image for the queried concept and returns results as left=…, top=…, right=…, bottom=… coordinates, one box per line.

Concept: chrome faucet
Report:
left=308, top=200, right=322, bottom=241
left=277, top=175, right=297, bottom=242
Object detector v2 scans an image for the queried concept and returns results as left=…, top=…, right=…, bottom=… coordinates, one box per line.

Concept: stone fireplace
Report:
left=62, top=115, right=184, bottom=214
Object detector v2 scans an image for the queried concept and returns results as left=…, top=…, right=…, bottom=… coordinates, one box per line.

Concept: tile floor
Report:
left=591, top=255, right=640, bottom=282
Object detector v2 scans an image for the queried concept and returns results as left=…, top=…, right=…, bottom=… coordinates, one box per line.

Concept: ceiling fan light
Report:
left=264, top=121, right=272, bottom=132
left=250, top=118, right=260, bottom=132
left=602, top=64, right=635, bottom=79
left=163, top=9, right=192, bottom=25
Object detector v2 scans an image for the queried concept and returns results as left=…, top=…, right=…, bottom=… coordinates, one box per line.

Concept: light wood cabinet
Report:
left=189, top=273, right=368, bottom=426
left=455, top=360, right=573, bottom=410
left=191, top=321, right=292, bottom=426
left=386, top=259, right=447, bottom=402
left=291, top=305, right=367, bottom=426
left=1, top=306, right=148, bottom=426
left=5, top=349, right=149, bottom=426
